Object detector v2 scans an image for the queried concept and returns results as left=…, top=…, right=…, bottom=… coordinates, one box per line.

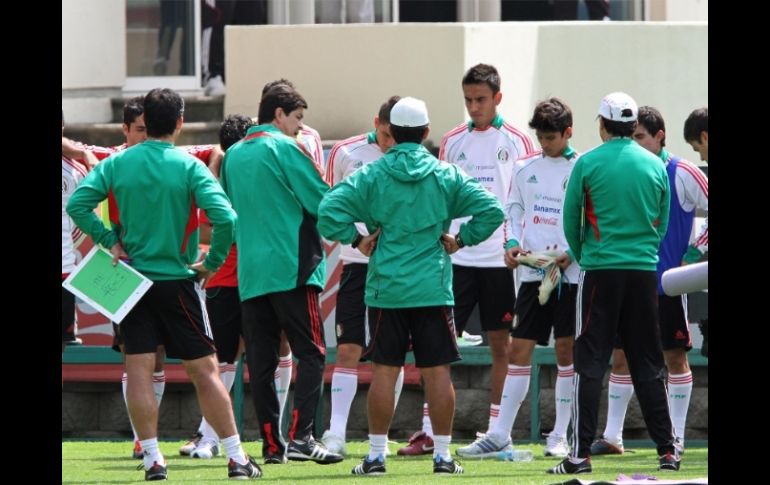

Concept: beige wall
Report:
left=225, top=21, right=707, bottom=161
left=62, top=0, right=126, bottom=122
left=648, top=0, right=708, bottom=22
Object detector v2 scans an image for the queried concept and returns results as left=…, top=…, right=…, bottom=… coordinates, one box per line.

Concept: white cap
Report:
left=390, top=97, right=430, bottom=127
left=597, top=92, right=638, bottom=122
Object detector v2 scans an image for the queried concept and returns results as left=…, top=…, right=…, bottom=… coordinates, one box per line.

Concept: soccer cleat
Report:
left=433, top=456, right=464, bottom=474
left=133, top=440, right=144, bottom=460
left=589, top=437, right=624, bottom=455
left=351, top=455, right=386, bottom=475
left=456, top=434, right=511, bottom=459
left=457, top=331, right=483, bottom=347
left=544, top=433, right=570, bottom=458
left=321, top=429, right=347, bottom=456
left=538, top=264, right=562, bottom=305
left=228, top=455, right=263, bottom=479
left=205, top=75, right=226, bottom=97
left=142, top=461, right=168, bottom=481
left=547, top=457, right=592, bottom=474
left=658, top=451, right=681, bottom=471
left=286, top=437, right=344, bottom=464
left=191, top=440, right=220, bottom=459
left=179, top=431, right=203, bottom=456
left=263, top=453, right=287, bottom=464
left=397, top=431, right=435, bottom=456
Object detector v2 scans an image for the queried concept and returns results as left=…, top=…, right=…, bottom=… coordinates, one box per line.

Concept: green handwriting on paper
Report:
left=68, top=249, right=145, bottom=314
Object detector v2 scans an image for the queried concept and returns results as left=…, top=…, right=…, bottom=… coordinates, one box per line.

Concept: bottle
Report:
left=496, top=448, right=533, bottom=462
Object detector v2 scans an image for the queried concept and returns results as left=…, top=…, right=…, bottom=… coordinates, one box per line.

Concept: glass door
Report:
left=124, top=0, right=202, bottom=93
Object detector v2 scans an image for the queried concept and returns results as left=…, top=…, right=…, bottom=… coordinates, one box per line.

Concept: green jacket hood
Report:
left=381, top=143, right=438, bottom=182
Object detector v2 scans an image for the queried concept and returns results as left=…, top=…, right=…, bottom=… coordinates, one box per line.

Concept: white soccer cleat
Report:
left=321, top=429, right=347, bottom=456
left=456, top=434, right=512, bottom=459
left=544, top=433, right=570, bottom=458
left=191, top=439, right=220, bottom=459
left=457, top=331, right=483, bottom=347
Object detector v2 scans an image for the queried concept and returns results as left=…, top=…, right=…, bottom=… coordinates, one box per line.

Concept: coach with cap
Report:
left=318, top=96, right=504, bottom=476
left=547, top=91, right=680, bottom=475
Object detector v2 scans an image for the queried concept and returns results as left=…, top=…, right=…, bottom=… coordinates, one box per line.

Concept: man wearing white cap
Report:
left=318, top=96, right=504, bottom=476
left=549, top=92, right=680, bottom=475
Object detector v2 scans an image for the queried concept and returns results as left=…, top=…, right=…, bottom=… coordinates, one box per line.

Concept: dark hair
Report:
left=261, top=78, right=295, bottom=97
left=143, top=88, right=184, bottom=137
left=462, top=63, right=501, bottom=94
left=528, top=97, right=572, bottom=134
left=378, top=95, right=401, bottom=124
left=257, top=85, right=308, bottom=124
left=684, top=107, right=708, bottom=142
left=636, top=106, right=666, bottom=147
left=603, top=119, right=636, bottom=138
left=123, top=96, right=145, bottom=126
left=390, top=125, right=427, bottom=144
left=219, top=114, right=254, bottom=151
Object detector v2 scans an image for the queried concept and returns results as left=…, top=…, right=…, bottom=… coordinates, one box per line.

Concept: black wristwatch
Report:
left=455, top=232, right=465, bottom=249
left=351, top=233, right=364, bottom=249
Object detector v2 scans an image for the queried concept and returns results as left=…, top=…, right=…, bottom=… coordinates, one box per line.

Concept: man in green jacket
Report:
left=67, top=88, right=260, bottom=480
left=220, top=84, right=342, bottom=466
left=548, top=91, right=679, bottom=475
left=318, top=96, right=504, bottom=476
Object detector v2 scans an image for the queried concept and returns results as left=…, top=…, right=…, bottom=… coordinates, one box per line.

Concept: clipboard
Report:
left=62, top=246, right=153, bottom=323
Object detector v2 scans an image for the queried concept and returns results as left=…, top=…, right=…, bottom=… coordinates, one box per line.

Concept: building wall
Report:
left=62, top=0, right=127, bottom=123
left=225, top=21, right=707, bottom=160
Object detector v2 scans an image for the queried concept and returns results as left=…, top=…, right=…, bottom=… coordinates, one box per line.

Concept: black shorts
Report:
left=365, top=306, right=461, bottom=368
left=658, top=294, right=691, bottom=351
left=452, top=265, right=515, bottom=334
left=206, top=286, right=243, bottom=363
left=335, top=263, right=367, bottom=347
left=62, top=283, right=75, bottom=341
left=111, top=322, right=122, bottom=352
left=512, top=282, right=577, bottom=345
left=612, top=294, right=692, bottom=352
left=120, top=279, right=216, bottom=361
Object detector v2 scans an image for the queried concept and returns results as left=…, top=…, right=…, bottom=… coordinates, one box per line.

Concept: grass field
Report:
left=63, top=440, right=707, bottom=484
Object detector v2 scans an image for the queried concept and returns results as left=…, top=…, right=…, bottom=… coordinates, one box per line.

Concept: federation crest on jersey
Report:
left=497, top=147, right=510, bottom=162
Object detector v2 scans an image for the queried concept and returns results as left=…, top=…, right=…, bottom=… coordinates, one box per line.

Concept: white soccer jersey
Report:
left=440, top=114, right=535, bottom=267
left=505, top=148, right=580, bottom=284
left=62, top=156, right=88, bottom=274
left=668, top=155, right=708, bottom=253
left=325, top=131, right=384, bottom=264
left=300, top=125, right=325, bottom=173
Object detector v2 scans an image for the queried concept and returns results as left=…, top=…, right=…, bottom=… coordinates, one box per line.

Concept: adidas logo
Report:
left=527, top=174, right=538, bottom=183
left=675, top=330, right=686, bottom=339
left=502, top=312, right=513, bottom=322
left=458, top=152, right=467, bottom=161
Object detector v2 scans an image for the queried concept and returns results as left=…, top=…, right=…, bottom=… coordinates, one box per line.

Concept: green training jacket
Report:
left=66, top=140, right=236, bottom=281
left=221, top=124, right=329, bottom=301
left=318, top=142, right=504, bottom=308
left=563, top=137, right=670, bottom=271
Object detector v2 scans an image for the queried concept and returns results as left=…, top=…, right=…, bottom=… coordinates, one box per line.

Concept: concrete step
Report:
left=64, top=121, right=221, bottom=149
left=110, top=95, right=224, bottom=123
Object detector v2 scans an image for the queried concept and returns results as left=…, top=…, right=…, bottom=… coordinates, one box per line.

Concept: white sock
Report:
left=433, top=435, right=452, bottom=461
left=394, top=367, right=405, bottom=412
left=140, top=437, right=164, bottom=469
left=667, top=371, right=693, bottom=442
left=487, top=403, right=501, bottom=434
left=489, top=365, right=531, bottom=443
left=329, top=368, right=358, bottom=438
left=122, top=373, right=139, bottom=442
left=275, top=354, right=293, bottom=427
left=221, top=434, right=247, bottom=465
left=368, top=434, right=387, bottom=460
left=552, top=364, right=575, bottom=437
left=220, top=361, right=237, bottom=393
left=152, top=371, right=166, bottom=405
left=421, top=403, right=433, bottom=437
left=603, top=373, right=634, bottom=444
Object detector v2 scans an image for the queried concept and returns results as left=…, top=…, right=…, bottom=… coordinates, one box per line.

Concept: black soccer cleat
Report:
left=228, top=455, right=263, bottom=480
left=351, top=455, right=386, bottom=475
left=433, top=456, right=464, bottom=474
left=287, top=437, right=344, bottom=464
left=547, top=457, right=592, bottom=474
